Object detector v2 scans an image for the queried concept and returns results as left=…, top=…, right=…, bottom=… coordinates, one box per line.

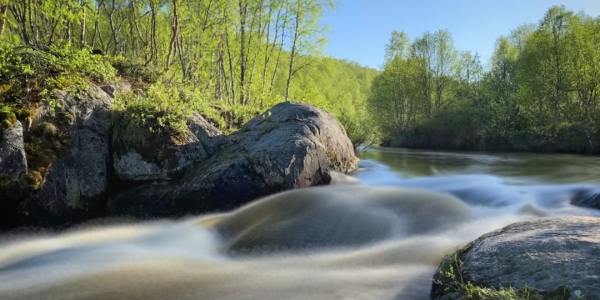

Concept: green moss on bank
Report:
left=0, top=105, right=16, bottom=131
left=0, top=43, right=116, bottom=192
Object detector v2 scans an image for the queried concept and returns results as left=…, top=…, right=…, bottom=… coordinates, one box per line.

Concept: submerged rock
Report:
left=571, top=189, right=600, bottom=210
left=431, top=216, right=600, bottom=300
left=109, top=102, right=358, bottom=218
left=210, top=186, right=470, bottom=254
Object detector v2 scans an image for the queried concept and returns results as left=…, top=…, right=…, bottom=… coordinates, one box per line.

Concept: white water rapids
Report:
left=0, top=148, right=599, bottom=300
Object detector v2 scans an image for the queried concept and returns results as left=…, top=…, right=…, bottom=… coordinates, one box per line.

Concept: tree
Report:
left=284, top=0, right=328, bottom=100
left=371, top=6, right=600, bottom=153
left=385, top=30, right=409, bottom=62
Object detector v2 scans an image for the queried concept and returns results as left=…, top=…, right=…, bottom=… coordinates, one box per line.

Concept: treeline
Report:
left=370, top=6, right=600, bottom=154
left=0, top=0, right=375, bottom=142
left=3, top=0, right=326, bottom=103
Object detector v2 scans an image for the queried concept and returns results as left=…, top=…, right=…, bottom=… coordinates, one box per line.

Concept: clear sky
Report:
left=321, top=0, right=600, bottom=69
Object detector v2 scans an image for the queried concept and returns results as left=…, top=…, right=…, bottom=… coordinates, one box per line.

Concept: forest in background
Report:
left=2, top=2, right=600, bottom=154
left=0, top=0, right=376, bottom=144
left=370, top=6, right=600, bottom=153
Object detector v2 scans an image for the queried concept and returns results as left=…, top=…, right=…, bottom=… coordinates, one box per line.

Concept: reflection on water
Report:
left=360, top=147, right=600, bottom=184
left=0, top=147, right=598, bottom=300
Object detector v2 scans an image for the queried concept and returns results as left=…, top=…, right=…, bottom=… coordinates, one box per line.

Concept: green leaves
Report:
left=372, top=6, right=600, bottom=153
left=115, top=83, right=196, bottom=133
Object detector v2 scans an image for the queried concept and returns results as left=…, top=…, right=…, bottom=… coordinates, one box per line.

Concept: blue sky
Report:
left=321, top=0, right=600, bottom=69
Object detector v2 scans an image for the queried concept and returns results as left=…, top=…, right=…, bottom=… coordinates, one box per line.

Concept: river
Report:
left=0, top=147, right=599, bottom=300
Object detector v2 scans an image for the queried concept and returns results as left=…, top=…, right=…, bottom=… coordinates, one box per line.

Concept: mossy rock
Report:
left=22, top=171, right=44, bottom=191
left=0, top=106, right=17, bottom=130
left=432, top=249, right=576, bottom=300
left=432, top=217, right=600, bottom=300
left=23, top=121, right=69, bottom=187
left=111, top=114, right=207, bottom=181
left=113, top=116, right=189, bottom=164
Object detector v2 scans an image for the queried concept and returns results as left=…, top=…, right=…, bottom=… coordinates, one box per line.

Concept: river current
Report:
left=0, top=147, right=599, bottom=300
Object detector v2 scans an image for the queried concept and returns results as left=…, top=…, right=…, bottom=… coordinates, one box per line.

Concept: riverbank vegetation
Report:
left=0, top=0, right=375, bottom=142
left=2, top=3, right=599, bottom=154
left=370, top=6, right=600, bottom=154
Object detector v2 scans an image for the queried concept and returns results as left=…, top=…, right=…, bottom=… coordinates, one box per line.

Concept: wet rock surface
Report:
left=571, top=188, right=600, bottom=210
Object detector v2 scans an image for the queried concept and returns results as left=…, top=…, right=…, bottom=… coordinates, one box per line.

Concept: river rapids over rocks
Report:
left=0, top=148, right=599, bottom=300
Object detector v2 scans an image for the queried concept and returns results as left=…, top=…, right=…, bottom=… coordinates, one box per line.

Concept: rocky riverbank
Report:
left=0, top=84, right=357, bottom=228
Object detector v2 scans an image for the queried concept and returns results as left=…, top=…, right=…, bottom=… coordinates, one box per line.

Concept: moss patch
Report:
left=0, top=105, right=17, bottom=131
left=112, top=114, right=194, bottom=165
left=22, top=122, right=70, bottom=190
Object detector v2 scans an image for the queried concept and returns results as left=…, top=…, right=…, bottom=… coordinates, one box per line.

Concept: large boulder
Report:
left=109, top=102, right=358, bottom=217
left=431, top=217, right=600, bottom=300
left=21, top=85, right=114, bottom=224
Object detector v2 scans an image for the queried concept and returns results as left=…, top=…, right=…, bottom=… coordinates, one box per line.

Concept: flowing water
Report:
left=1, top=147, right=600, bottom=300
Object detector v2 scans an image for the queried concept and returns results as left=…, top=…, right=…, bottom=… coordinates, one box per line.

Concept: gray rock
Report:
left=100, top=81, right=132, bottom=97
left=0, top=120, right=27, bottom=181
left=188, top=112, right=225, bottom=154
left=24, top=85, right=114, bottom=222
left=113, top=151, right=166, bottom=181
left=0, top=120, right=28, bottom=225
left=112, top=113, right=221, bottom=181
left=432, top=216, right=600, bottom=300
left=109, top=102, right=358, bottom=217
left=234, top=101, right=357, bottom=179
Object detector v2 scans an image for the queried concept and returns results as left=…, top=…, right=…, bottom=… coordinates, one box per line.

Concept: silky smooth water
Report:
left=0, top=147, right=599, bottom=300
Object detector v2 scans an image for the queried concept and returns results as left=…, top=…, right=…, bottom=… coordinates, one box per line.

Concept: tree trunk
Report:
left=165, top=0, right=179, bottom=70
left=0, top=5, right=7, bottom=36
left=285, top=0, right=301, bottom=101
left=79, top=2, right=86, bottom=48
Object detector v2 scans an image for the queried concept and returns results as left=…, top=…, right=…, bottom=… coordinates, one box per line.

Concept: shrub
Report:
left=0, top=43, right=116, bottom=85
left=114, top=82, right=211, bottom=133
left=0, top=43, right=116, bottom=107
left=0, top=105, right=16, bottom=129
left=339, top=112, right=379, bottom=149
left=110, top=56, right=161, bottom=83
